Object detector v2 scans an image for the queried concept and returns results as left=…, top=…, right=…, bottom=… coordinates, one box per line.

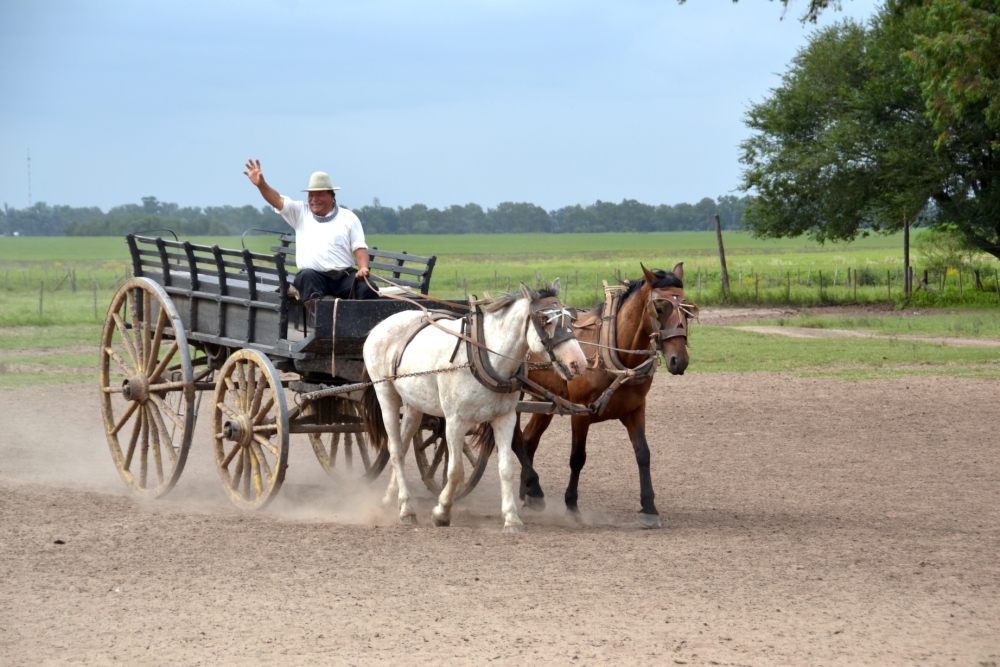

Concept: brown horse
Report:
left=511, top=263, right=694, bottom=528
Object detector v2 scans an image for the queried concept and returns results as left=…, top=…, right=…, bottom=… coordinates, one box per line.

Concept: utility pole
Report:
left=903, top=209, right=910, bottom=298
left=714, top=214, right=730, bottom=296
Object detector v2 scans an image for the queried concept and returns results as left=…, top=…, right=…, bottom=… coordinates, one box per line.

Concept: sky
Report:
left=0, top=0, right=880, bottom=213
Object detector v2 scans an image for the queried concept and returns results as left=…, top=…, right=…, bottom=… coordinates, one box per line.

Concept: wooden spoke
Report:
left=139, top=408, right=149, bottom=489
left=148, top=394, right=185, bottom=431
left=146, top=402, right=178, bottom=465
left=249, top=375, right=265, bottom=418
left=252, top=395, right=275, bottom=424
left=148, top=339, right=178, bottom=383
left=234, top=361, right=247, bottom=412
left=111, top=401, right=140, bottom=436
left=241, top=447, right=252, bottom=499
left=123, top=410, right=142, bottom=471
left=356, top=434, right=372, bottom=470
left=126, top=289, right=143, bottom=371
left=217, top=401, right=239, bottom=421
left=112, top=312, right=141, bottom=370
left=244, top=363, right=256, bottom=415
left=106, top=346, right=135, bottom=379
left=221, top=442, right=241, bottom=469
left=142, top=291, right=153, bottom=372
left=250, top=441, right=272, bottom=487
left=148, top=308, right=167, bottom=371
left=146, top=406, right=165, bottom=486
left=253, top=424, right=278, bottom=433
left=230, top=446, right=245, bottom=491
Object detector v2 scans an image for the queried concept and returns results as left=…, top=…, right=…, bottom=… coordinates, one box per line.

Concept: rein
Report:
left=362, top=275, right=591, bottom=415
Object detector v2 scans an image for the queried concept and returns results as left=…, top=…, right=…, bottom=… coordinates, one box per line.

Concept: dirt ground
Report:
left=2, top=372, right=999, bottom=666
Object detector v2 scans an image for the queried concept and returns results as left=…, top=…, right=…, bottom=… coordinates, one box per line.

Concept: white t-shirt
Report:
left=275, top=197, right=368, bottom=272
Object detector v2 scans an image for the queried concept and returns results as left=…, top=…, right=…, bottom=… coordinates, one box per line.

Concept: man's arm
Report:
left=243, top=159, right=284, bottom=211
left=354, top=248, right=370, bottom=279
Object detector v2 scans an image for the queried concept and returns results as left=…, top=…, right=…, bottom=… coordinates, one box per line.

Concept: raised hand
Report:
left=243, top=159, right=264, bottom=186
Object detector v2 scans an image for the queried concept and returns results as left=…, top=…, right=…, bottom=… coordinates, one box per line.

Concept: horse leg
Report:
left=377, top=389, right=417, bottom=525
left=491, top=411, right=525, bottom=533
left=621, top=404, right=661, bottom=529
left=518, top=413, right=552, bottom=508
left=431, top=417, right=470, bottom=527
left=564, top=415, right=591, bottom=518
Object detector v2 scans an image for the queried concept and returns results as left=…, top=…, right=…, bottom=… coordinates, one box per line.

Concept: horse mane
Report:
left=481, top=284, right=559, bottom=313
left=587, top=269, right=682, bottom=317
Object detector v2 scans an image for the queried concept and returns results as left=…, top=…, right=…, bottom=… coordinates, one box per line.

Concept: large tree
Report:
left=738, top=0, right=1000, bottom=259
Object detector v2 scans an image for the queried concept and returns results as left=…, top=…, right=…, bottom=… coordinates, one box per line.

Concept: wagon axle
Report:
left=120, top=375, right=149, bottom=403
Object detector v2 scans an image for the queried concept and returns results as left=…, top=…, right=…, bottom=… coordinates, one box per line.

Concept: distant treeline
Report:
left=0, top=195, right=749, bottom=237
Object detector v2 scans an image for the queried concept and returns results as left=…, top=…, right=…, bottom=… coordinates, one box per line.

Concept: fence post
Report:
left=887, top=269, right=892, bottom=300
left=714, top=214, right=730, bottom=296
left=819, top=270, right=823, bottom=302
left=786, top=271, right=790, bottom=302
left=958, top=270, right=963, bottom=298
left=38, top=281, right=44, bottom=316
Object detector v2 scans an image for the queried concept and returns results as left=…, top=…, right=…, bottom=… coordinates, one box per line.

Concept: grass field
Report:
left=1, top=232, right=998, bottom=389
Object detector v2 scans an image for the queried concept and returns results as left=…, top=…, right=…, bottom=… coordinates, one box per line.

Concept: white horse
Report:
left=362, top=281, right=588, bottom=533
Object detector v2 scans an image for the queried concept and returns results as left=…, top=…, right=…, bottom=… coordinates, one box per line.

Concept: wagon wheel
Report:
left=412, top=417, right=495, bottom=500
left=212, top=349, right=289, bottom=510
left=305, top=398, right=389, bottom=483
left=99, top=278, right=195, bottom=498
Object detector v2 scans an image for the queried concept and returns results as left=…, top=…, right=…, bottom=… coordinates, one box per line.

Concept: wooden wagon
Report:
left=99, top=232, right=513, bottom=510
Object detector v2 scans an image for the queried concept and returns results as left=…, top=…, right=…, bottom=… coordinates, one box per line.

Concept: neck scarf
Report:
left=313, top=205, right=339, bottom=223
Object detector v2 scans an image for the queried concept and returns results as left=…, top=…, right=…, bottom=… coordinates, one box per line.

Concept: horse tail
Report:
left=470, top=421, right=496, bottom=456
left=360, top=367, right=387, bottom=453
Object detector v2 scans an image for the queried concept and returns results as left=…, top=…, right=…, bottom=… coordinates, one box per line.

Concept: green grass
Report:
left=746, top=312, right=1000, bottom=338
left=0, top=352, right=98, bottom=389
left=686, top=326, right=1000, bottom=378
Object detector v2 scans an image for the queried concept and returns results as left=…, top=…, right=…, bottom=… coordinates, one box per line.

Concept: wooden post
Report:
left=786, top=271, right=790, bottom=302
left=958, top=269, right=963, bottom=298
left=834, top=266, right=839, bottom=287
left=853, top=269, right=858, bottom=302
left=994, top=270, right=1000, bottom=303
left=714, top=214, right=730, bottom=296
left=819, top=270, right=823, bottom=302
left=462, top=276, right=467, bottom=297
left=697, top=268, right=702, bottom=301
left=887, top=269, right=892, bottom=300
left=70, top=269, right=77, bottom=293
left=38, top=281, right=43, bottom=316
left=904, top=211, right=911, bottom=297
left=506, top=276, right=510, bottom=292
left=755, top=274, right=759, bottom=302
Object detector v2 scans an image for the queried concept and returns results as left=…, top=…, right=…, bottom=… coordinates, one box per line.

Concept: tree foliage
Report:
left=739, top=0, right=1000, bottom=259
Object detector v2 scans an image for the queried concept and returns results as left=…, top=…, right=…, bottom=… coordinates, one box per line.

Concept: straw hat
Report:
left=302, top=172, right=341, bottom=192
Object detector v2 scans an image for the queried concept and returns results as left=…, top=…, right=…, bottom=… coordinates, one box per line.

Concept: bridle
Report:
left=648, top=288, right=699, bottom=349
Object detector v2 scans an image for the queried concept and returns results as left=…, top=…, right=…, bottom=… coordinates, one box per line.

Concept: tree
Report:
left=678, top=0, right=843, bottom=23
left=738, top=1, right=1000, bottom=260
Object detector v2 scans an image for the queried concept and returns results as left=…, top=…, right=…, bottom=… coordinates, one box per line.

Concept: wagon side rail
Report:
left=126, top=234, right=294, bottom=353
left=271, top=233, right=437, bottom=295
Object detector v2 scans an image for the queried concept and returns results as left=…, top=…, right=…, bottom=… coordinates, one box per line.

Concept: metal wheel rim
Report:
left=212, top=349, right=289, bottom=510
left=99, top=278, right=195, bottom=498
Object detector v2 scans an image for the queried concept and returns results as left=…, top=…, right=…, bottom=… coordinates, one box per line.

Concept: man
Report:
left=243, top=159, right=379, bottom=308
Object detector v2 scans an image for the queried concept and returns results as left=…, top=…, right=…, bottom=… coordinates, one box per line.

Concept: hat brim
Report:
left=302, top=186, right=341, bottom=192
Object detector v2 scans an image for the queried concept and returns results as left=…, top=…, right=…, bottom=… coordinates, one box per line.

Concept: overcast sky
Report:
left=0, top=0, right=878, bottom=212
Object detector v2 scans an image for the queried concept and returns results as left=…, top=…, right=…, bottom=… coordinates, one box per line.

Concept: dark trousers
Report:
left=293, top=268, right=380, bottom=301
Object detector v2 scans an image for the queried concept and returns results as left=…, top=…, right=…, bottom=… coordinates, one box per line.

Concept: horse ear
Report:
left=550, top=277, right=561, bottom=295
left=520, top=282, right=537, bottom=300
left=672, top=262, right=684, bottom=282
left=641, top=263, right=658, bottom=284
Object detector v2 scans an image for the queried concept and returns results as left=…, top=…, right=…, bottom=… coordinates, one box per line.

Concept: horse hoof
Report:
left=523, top=495, right=546, bottom=512
left=502, top=523, right=526, bottom=534
left=566, top=508, right=583, bottom=523
left=399, top=514, right=418, bottom=526
left=431, top=509, right=450, bottom=527
left=638, top=513, right=662, bottom=529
